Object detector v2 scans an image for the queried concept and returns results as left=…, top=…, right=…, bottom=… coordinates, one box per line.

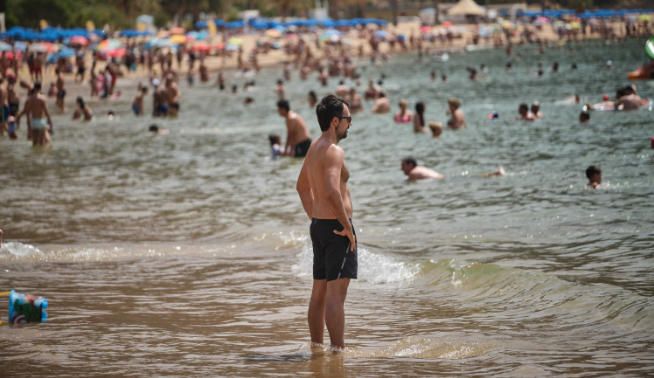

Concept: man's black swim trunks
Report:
left=294, top=138, right=312, bottom=158
left=310, top=218, right=357, bottom=281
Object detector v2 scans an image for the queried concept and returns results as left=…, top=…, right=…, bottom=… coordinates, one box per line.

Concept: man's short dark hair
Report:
left=316, top=95, right=348, bottom=132
left=268, top=133, right=281, bottom=145
left=33, top=82, right=42, bottom=91
left=402, top=157, right=417, bottom=167
left=586, top=165, right=601, bottom=180
left=277, top=99, right=290, bottom=112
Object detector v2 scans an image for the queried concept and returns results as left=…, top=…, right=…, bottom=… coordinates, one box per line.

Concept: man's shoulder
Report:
left=324, top=143, right=345, bottom=160
left=290, top=111, right=305, bottom=121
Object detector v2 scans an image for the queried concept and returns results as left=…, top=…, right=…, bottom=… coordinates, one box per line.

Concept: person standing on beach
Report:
left=296, top=94, right=357, bottom=349
left=277, top=100, right=311, bottom=157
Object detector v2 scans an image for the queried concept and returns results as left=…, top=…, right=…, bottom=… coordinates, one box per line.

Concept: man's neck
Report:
left=321, top=130, right=338, bottom=145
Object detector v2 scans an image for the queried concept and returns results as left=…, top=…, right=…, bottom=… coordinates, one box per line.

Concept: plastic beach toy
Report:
left=4, top=290, right=48, bottom=325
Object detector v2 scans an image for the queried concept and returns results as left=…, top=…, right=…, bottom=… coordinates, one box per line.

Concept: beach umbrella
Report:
left=96, top=39, right=122, bottom=52
left=320, top=29, right=341, bottom=42
left=47, top=47, right=75, bottom=63
left=534, top=16, right=549, bottom=25
left=225, top=20, right=245, bottom=29
left=187, top=30, right=208, bottom=41
left=106, top=48, right=126, bottom=58
left=170, top=34, right=187, bottom=44
left=191, top=41, right=210, bottom=53
left=170, top=26, right=185, bottom=35
left=31, top=42, right=58, bottom=53
left=419, top=25, right=432, bottom=34
left=145, top=38, right=175, bottom=49
left=265, top=29, right=283, bottom=38
left=0, top=41, right=12, bottom=52
left=227, top=37, right=243, bottom=46
left=68, top=35, right=89, bottom=46
left=13, top=41, right=27, bottom=51
left=5, top=51, right=22, bottom=60
left=373, top=30, right=389, bottom=40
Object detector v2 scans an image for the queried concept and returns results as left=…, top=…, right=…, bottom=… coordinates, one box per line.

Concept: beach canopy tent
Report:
left=195, top=19, right=227, bottom=29
left=577, top=9, right=653, bottom=19
left=194, top=17, right=387, bottom=31
left=517, top=9, right=576, bottom=18
left=119, top=30, right=153, bottom=38
left=225, top=20, right=245, bottom=29
left=47, top=46, right=75, bottom=63
left=144, top=37, right=176, bottom=49
left=186, top=30, right=209, bottom=41
left=1, top=26, right=105, bottom=42
left=447, top=0, right=486, bottom=17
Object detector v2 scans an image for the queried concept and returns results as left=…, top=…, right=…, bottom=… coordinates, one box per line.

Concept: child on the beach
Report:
left=269, top=134, right=282, bottom=159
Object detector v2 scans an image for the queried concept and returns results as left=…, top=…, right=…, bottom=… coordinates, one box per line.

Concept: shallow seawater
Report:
left=1, top=38, right=653, bottom=376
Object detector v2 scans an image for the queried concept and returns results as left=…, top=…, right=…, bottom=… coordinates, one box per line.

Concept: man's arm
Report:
left=324, top=146, right=356, bottom=251
left=296, top=161, right=313, bottom=219
left=42, top=100, right=53, bottom=131
left=284, top=120, right=292, bottom=155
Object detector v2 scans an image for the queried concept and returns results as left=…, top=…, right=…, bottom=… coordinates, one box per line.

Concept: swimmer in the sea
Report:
left=586, top=165, right=601, bottom=189
left=518, top=103, right=535, bottom=121
left=148, top=124, right=169, bottom=135
left=447, top=98, right=465, bottom=129
left=401, top=157, right=444, bottom=181
left=428, top=122, right=443, bottom=139
left=393, top=99, right=413, bottom=124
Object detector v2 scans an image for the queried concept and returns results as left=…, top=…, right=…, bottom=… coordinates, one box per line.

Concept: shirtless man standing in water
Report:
left=277, top=100, right=311, bottom=157
left=296, top=95, right=357, bottom=349
left=17, top=83, right=53, bottom=147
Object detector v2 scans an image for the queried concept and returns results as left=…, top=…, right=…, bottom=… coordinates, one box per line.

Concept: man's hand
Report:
left=333, top=226, right=356, bottom=252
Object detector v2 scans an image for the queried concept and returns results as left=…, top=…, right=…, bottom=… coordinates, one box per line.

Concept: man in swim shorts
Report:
left=296, top=95, right=356, bottom=349
left=277, top=100, right=312, bottom=158
left=16, top=83, right=53, bottom=147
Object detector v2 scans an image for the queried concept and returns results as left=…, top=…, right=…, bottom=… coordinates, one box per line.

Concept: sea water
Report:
left=0, top=38, right=653, bottom=376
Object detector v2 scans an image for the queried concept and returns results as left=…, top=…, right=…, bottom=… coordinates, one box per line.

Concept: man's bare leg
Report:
left=308, top=279, right=327, bottom=344
left=325, top=278, right=350, bottom=348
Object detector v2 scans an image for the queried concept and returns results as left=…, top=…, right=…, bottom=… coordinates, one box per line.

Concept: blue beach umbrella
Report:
left=320, top=29, right=342, bottom=42
left=225, top=20, right=245, bottom=29
left=0, top=41, right=12, bottom=51
left=374, top=30, right=389, bottom=40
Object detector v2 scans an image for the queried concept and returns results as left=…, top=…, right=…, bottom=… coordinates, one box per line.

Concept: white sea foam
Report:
left=0, top=242, right=43, bottom=258
left=292, top=241, right=419, bottom=285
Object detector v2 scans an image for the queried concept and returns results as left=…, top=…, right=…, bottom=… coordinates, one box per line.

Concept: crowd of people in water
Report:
left=0, top=16, right=652, bottom=191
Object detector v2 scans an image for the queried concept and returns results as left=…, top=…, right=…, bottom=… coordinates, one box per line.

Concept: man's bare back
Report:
left=285, top=112, right=311, bottom=153
left=23, top=94, right=50, bottom=119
